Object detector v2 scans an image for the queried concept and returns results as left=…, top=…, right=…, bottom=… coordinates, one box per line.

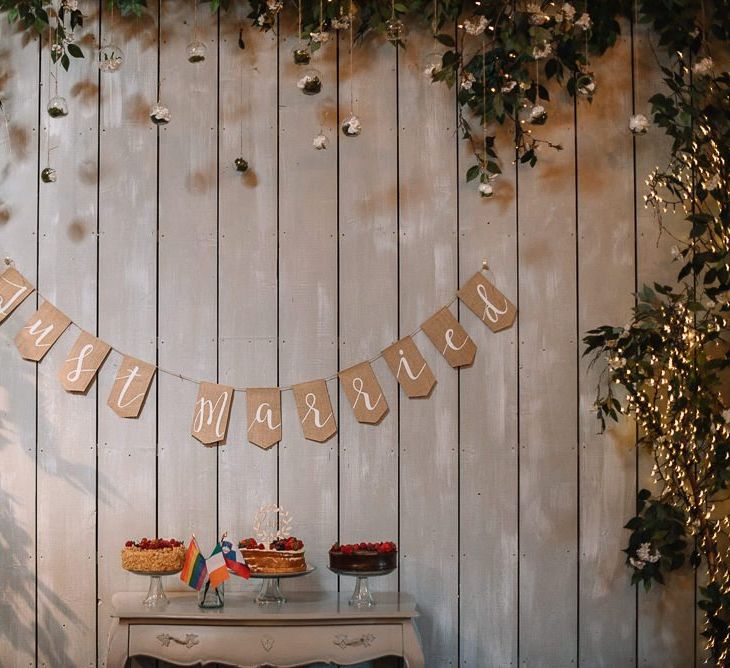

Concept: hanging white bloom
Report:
left=460, top=72, right=476, bottom=91
left=424, top=63, right=442, bottom=78
left=313, top=133, right=328, bottom=150
left=692, top=57, right=713, bottom=77
left=703, top=173, right=721, bottom=191
left=501, top=80, right=518, bottom=93
left=266, top=0, right=283, bottom=12
left=561, top=3, right=576, bottom=21
left=670, top=245, right=682, bottom=260
left=462, top=15, right=488, bottom=36
left=51, top=43, right=64, bottom=55
left=342, top=114, right=362, bottom=136
left=533, top=42, right=552, bottom=59
left=577, top=77, right=596, bottom=96
left=150, top=103, right=171, bottom=125
left=629, top=114, right=650, bottom=134
left=62, top=0, right=79, bottom=10
left=331, top=15, right=351, bottom=30
left=636, top=542, right=660, bottom=564
left=629, top=557, right=646, bottom=570
left=529, top=104, right=547, bottom=124
left=575, top=12, right=592, bottom=30
left=310, top=30, right=330, bottom=43
left=478, top=182, right=494, bottom=198
left=257, top=14, right=266, bottom=25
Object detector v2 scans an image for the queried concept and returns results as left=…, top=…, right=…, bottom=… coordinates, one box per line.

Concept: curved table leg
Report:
left=403, top=620, right=425, bottom=668
left=106, top=619, right=129, bottom=668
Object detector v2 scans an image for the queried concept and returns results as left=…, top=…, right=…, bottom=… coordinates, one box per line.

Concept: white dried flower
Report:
left=331, top=15, right=351, bottom=30
left=313, top=133, right=328, bottom=150
left=257, top=14, right=266, bottom=25
left=62, top=0, right=79, bottom=10
left=578, top=78, right=596, bottom=96
left=692, top=57, right=713, bottom=77
left=561, top=3, right=576, bottom=21
left=266, top=0, right=283, bottom=12
left=462, top=15, right=488, bottom=36
left=478, top=182, right=494, bottom=198
left=424, top=63, right=442, bottom=78
left=51, top=43, right=64, bottom=55
left=150, top=103, right=171, bottom=125
left=637, top=542, right=660, bottom=563
left=629, top=114, right=650, bottom=134
left=704, top=173, right=722, bottom=191
left=575, top=12, right=591, bottom=30
left=629, top=557, right=646, bottom=570
left=342, top=114, right=362, bottom=136
left=529, top=104, right=547, bottom=123
left=501, top=80, right=517, bottom=93
left=460, top=72, right=476, bottom=91
left=310, top=30, right=330, bottom=43
left=533, top=42, right=552, bottom=59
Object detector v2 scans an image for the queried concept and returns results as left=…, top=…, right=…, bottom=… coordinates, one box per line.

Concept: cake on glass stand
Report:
left=328, top=541, right=398, bottom=608
left=121, top=538, right=185, bottom=608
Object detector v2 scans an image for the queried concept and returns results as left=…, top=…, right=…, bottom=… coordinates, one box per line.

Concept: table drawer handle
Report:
left=156, top=632, right=200, bottom=649
left=333, top=633, right=376, bottom=649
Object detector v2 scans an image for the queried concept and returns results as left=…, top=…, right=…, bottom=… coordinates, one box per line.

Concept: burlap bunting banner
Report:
left=339, top=361, right=389, bottom=424
left=292, top=379, right=337, bottom=443
left=382, top=336, right=436, bottom=398
left=107, top=356, right=156, bottom=418
left=59, top=331, right=111, bottom=393
left=191, top=382, right=234, bottom=446
left=457, top=271, right=517, bottom=332
left=422, top=306, right=476, bottom=368
left=0, top=267, right=34, bottom=324
left=246, top=387, right=282, bottom=449
left=14, top=301, right=71, bottom=362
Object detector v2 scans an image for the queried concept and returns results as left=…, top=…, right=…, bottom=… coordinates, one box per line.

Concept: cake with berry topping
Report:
left=121, top=538, right=186, bottom=573
left=238, top=536, right=307, bottom=574
left=329, top=541, right=398, bottom=573
left=237, top=505, right=307, bottom=574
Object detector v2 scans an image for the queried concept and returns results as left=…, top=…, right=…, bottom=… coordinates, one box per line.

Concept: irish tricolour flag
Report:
left=206, top=542, right=230, bottom=588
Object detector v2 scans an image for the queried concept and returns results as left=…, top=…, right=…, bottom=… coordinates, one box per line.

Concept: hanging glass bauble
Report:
left=98, top=44, right=124, bottom=72
left=234, top=157, right=249, bottom=173
left=47, top=96, right=68, bottom=118
left=186, top=40, right=207, bottom=63
left=41, top=167, right=57, bottom=183
left=297, top=69, right=322, bottom=96
left=150, top=103, right=171, bottom=125
left=385, top=18, right=405, bottom=43
left=292, top=47, right=311, bottom=65
left=341, top=114, right=362, bottom=137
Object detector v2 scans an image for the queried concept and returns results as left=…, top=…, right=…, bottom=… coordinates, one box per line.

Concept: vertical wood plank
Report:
left=36, top=7, right=100, bottom=665
left=277, top=14, right=339, bottom=591
left=96, top=5, right=159, bottom=665
left=633, top=19, right=696, bottom=666
left=577, top=21, right=637, bottom=666
left=0, top=21, right=39, bottom=667
left=157, top=0, right=219, bottom=572
left=398, top=26, right=459, bottom=666
left=458, top=130, right=519, bottom=665
left=217, top=5, right=278, bottom=586
left=518, top=74, right=578, bottom=666
left=337, top=29, right=399, bottom=589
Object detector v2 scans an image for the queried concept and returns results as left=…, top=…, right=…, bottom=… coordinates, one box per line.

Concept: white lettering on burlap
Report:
left=249, top=402, right=281, bottom=432
left=115, top=366, right=145, bottom=409
left=396, top=348, right=426, bottom=381
left=302, top=392, right=332, bottom=428
left=476, top=282, right=509, bottom=324
left=193, top=391, right=230, bottom=439
left=351, top=376, right=382, bottom=412
left=442, top=327, right=469, bottom=355
left=0, top=273, right=29, bottom=316
left=65, top=344, right=95, bottom=383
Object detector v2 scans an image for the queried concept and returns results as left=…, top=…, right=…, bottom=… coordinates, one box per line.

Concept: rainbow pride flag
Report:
left=180, top=536, right=208, bottom=591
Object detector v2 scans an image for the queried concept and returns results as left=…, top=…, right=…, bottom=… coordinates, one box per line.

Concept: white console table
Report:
left=108, top=591, right=424, bottom=667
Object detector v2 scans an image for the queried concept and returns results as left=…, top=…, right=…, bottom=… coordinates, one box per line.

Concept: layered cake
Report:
left=238, top=536, right=306, bottom=574
left=121, top=538, right=185, bottom=573
left=329, top=541, right=398, bottom=572
left=238, top=504, right=307, bottom=574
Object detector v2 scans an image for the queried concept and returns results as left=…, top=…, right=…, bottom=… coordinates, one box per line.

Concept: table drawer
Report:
left=128, top=622, right=403, bottom=666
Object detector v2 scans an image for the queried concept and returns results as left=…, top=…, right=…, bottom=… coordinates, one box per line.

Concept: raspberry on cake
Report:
left=121, top=538, right=186, bottom=573
left=329, top=541, right=398, bottom=572
left=238, top=536, right=306, bottom=573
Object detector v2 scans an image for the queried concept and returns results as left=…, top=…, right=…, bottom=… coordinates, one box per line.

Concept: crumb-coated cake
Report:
left=329, top=541, right=398, bottom=572
left=238, top=536, right=306, bottom=574
left=121, top=538, right=186, bottom=573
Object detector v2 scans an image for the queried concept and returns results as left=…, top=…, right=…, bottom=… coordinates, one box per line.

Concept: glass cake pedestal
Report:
left=129, top=569, right=182, bottom=609
left=328, top=567, right=396, bottom=608
left=249, top=565, right=316, bottom=605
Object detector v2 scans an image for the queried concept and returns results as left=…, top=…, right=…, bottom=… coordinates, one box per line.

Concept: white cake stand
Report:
left=328, top=566, right=396, bottom=608
left=128, top=569, right=182, bottom=608
left=248, top=565, right=316, bottom=605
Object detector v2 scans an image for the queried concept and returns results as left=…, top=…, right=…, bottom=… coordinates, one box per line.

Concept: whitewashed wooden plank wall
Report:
left=0, top=3, right=699, bottom=667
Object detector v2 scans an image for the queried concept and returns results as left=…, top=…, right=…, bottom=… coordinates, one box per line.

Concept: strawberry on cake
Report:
left=238, top=536, right=307, bottom=574
left=121, top=538, right=186, bottom=574
left=329, top=541, right=398, bottom=573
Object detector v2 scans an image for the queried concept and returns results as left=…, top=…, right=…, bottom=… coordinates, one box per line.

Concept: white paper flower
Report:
left=342, top=114, right=362, bottom=136
left=501, top=80, right=517, bottom=93
left=257, top=14, right=266, bottom=25
left=529, top=104, right=547, bottom=123
left=561, top=3, right=576, bottom=21
left=332, top=15, right=351, bottom=30
left=577, top=78, right=596, bottom=97
left=51, top=43, right=63, bottom=55
left=692, top=57, right=714, bottom=77
left=424, top=63, right=442, bottom=78
left=478, top=182, right=494, bottom=198
left=629, top=113, right=650, bottom=134
left=462, top=15, right=488, bottom=36
left=310, top=30, right=330, bottom=43
left=703, top=173, right=721, bottom=191
left=266, top=0, right=283, bottom=12
left=460, top=72, right=476, bottom=91
left=575, top=12, right=592, bottom=30
left=313, top=133, right=328, bottom=150
left=629, top=557, right=646, bottom=570
left=533, top=42, right=552, bottom=59
left=62, top=0, right=79, bottom=10
left=150, top=103, right=171, bottom=125
left=637, top=542, right=660, bottom=563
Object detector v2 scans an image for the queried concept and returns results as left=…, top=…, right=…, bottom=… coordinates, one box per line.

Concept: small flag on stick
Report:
left=222, top=537, right=250, bottom=579
left=180, top=536, right=208, bottom=591
left=206, top=542, right=231, bottom=589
